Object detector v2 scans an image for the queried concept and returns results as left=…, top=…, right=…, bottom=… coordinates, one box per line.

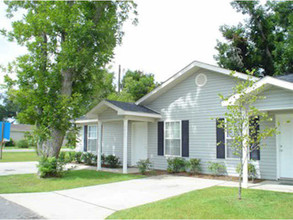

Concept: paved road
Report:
left=3, top=148, right=74, bottom=152
left=1, top=175, right=225, bottom=219
left=0, top=196, right=43, bottom=219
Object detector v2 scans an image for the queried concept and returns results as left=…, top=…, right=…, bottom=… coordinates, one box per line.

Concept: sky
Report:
left=0, top=0, right=246, bottom=85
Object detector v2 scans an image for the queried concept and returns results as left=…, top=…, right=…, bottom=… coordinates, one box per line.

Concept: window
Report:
left=225, top=123, right=240, bottom=159
left=164, top=121, right=181, bottom=156
left=88, top=125, right=97, bottom=152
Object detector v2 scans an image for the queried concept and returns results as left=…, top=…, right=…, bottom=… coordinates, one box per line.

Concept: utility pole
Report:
left=118, top=65, right=121, bottom=93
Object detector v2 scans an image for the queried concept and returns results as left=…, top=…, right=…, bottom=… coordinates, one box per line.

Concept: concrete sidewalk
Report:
left=1, top=175, right=225, bottom=219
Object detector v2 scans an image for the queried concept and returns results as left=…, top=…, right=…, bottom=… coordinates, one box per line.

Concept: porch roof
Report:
left=85, top=99, right=161, bottom=120
left=222, top=75, right=293, bottom=107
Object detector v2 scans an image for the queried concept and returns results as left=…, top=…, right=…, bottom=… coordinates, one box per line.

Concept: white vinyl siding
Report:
left=146, top=68, right=280, bottom=180
left=164, top=121, right=181, bottom=156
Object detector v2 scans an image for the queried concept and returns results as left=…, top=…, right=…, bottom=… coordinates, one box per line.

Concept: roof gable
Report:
left=136, top=60, right=258, bottom=105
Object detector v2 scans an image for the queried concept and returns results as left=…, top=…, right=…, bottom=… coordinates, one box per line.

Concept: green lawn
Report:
left=108, top=186, right=293, bottom=219
left=0, top=170, right=142, bottom=193
left=0, top=152, right=39, bottom=162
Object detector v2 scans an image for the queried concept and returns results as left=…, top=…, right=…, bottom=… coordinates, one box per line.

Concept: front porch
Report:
left=85, top=100, right=161, bottom=174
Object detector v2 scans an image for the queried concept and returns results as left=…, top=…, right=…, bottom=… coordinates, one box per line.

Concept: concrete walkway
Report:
left=1, top=175, right=225, bottom=219
left=220, top=180, right=293, bottom=193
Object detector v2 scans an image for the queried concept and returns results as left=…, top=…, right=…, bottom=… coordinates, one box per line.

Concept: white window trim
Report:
left=164, top=120, right=182, bottom=157
left=87, top=125, right=97, bottom=152
left=224, top=119, right=240, bottom=160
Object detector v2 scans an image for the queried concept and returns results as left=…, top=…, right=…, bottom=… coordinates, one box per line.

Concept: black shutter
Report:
left=158, top=121, right=164, bottom=156
left=84, top=125, right=88, bottom=152
left=182, top=120, right=189, bottom=157
left=250, top=117, right=260, bottom=160
left=216, top=118, right=225, bottom=159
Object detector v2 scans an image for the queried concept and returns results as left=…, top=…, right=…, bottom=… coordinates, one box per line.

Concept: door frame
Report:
left=276, top=113, right=293, bottom=179
left=131, top=122, right=148, bottom=166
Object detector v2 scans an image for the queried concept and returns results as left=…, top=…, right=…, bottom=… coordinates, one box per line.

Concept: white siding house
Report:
left=76, top=61, right=293, bottom=180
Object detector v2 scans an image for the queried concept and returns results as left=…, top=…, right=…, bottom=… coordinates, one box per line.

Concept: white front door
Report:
left=131, top=122, right=148, bottom=166
left=278, top=114, right=293, bottom=179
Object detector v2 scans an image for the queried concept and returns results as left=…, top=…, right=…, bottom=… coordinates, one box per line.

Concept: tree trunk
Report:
left=37, top=128, right=65, bottom=157
left=238, top=158, right=243, bottom=200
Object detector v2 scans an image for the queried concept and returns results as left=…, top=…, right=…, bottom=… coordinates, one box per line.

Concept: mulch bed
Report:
left=139, top=170, right=264, bottom=183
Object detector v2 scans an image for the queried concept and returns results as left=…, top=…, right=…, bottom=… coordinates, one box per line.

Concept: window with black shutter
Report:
left=216, top=118, right=225, bottom=159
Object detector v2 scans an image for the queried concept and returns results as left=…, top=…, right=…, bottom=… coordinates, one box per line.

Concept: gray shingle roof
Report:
left=275, top=74, right=293, bottom=83
left=10, top=124, right=34, bottom=132
left=106, top=100, right=159, bottom=114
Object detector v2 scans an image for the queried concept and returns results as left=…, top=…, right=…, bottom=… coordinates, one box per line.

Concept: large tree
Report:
left=214, top=1, right=293, bottom=76
left=2, top=1, right=137, bottom=157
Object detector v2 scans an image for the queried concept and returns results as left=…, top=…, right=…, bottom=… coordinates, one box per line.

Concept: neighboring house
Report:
left=10, top=124, right=34, bottom=141
left=75, top=61, right=293, bottom=180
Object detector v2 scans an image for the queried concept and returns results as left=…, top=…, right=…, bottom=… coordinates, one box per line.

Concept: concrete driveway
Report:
left=1, top=175, right=225, bottom=219
left=0, top=162, right=38, bottom=176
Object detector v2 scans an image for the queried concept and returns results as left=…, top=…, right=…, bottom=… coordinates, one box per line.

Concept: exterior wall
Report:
left=101, top=121, right=132, bottom=165
left=10, top=131, right=26, bottom=141
left=146, top=68, right=278, bottom=179
left=258, top=115, right=277, bottom=179
left=76, top=126, right=84, bottom=152
left=254, top=86, right=293, bottom=111
left=98, top=108, right=123, bottom=121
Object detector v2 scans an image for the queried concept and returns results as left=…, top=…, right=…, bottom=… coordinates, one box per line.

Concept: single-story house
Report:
left=10, top=124, right=34, bottom=141
left=75, top=61, right=293, bottom=180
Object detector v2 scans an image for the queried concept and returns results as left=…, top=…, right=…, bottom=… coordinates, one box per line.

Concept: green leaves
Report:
left=2, top=1, right=137, bottom=155
left=215, top=1, right=293, bottom=76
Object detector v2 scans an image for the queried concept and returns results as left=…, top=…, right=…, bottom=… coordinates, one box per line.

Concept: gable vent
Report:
left=195, top=73, right=207, bottom=87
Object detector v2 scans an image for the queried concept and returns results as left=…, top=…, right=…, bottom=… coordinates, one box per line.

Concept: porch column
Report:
left=123, top=119, right=128, bottom=174
left=242, top=112, right=249, bottom=188
left=97, top=121, right=102, bottom=171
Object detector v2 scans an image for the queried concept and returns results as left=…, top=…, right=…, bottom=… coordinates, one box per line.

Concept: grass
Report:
left=4, top=146, right=35, bottom=150
left=0, top=152, right=39, bottom=162
left=0, top=170, right=142, bottom=193
left=108, top=186, right=293, bottom=219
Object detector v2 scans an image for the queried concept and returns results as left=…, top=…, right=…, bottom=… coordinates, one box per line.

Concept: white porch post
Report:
left=123, top=119, right=128, bottom=174
left=97, top=121, right=102, bottom=171
left=242, top=113, right=249, bottom=188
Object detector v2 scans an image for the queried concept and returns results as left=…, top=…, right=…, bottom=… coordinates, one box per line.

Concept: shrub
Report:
left=24, top=132, right=37, bottom=147
left=137, top=159, right=152, bottom=174
left=82, top=152, right=97, bottom=165
left=75, top=152, right=83, bottom=163
left=58, top=151, right=66, bottom=163
left=67, top=151, right=76, bottom=163
left=105, top=155, right=121, bottom=168
left=236, top=163, right=257, bottom=180
left=167, top=157, right=186, bottom=173
left=37, top=156, right=65, bottom=178
left=16, top=139, right=29, bottom=148
left=101, top=154, right=106, bottom=166
left=186, top=158, right=201, bottom=174
left=208, top=162, right=226, bottom=175
left=5, top=138, right=15, bottom=147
